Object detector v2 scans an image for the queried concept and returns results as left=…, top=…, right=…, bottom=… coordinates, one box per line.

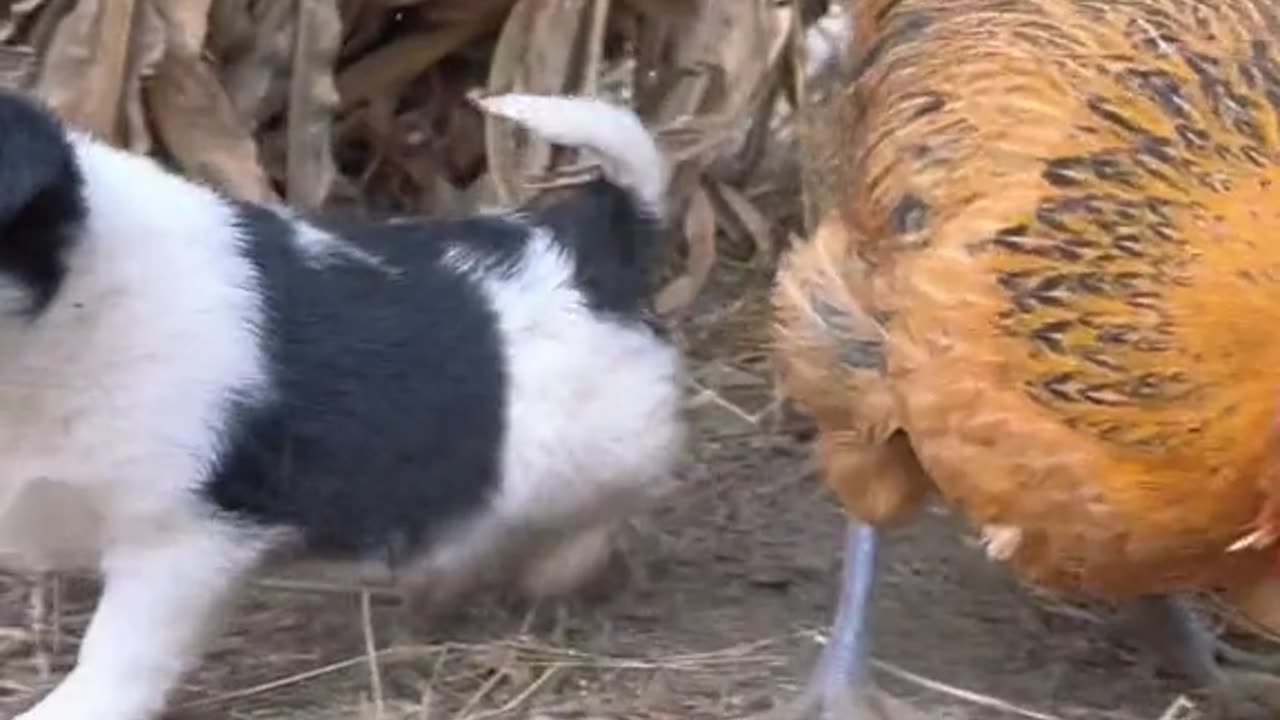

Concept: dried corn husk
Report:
left=2, top=0, right=843, bottom=311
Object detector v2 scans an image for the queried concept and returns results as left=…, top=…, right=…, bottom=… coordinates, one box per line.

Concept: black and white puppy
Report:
left=0, top=91, right=684, bottom=720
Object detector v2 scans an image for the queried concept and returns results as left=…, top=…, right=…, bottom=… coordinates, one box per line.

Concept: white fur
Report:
left=0, top=133, right=271, bottom=567
left=457, top=229, right=682, bottom=520
left=4, top=134, right=273, bottom=720
left=432, top=228, right=684, bottom=593
left=475, top=93, right=668, bottom=217
left=4, top=100, right=683, bottom=720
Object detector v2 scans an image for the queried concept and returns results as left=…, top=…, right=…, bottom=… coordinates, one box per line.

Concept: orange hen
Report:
left=772, top=1, right=1280, bottom=718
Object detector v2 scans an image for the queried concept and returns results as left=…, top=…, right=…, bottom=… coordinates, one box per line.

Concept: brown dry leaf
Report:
left=656, top=0, right=789, bottom=170
left=708, top=177, right=773, bottom=263
left=617, top=0, right=700, bottom=20
left=146, top=0, right=273, bottom=201
left=155, top=0, right=213, bottom=51
left=636, top=3, right=737, bottom=309
left=659, top=116, right=746, bottom=167
left=286, top=0, right=342, bottom=209
left=714, top=0, right=793, bottom=181
left=422, top=0, right=519, bottom=25
left=210, top=0, right=294, bottom=129
left=23, top=0, right=76, bottom=54
left=146, top=44, right=275, bottom=202
left=579, top=0, right=611, bottom=96
left=484, top=0, right=594, bottom=206
left=655, top=181, right=715, bottom=315
left=0, top=45, right=36, bottom=90
left=120, top=1, right=167, bottom=154
left=653, top=0, right=794, bottom=308
left=336, top=13, right=500, bottom=112
left=646, top=5, right=724, bottom=139
left=482, top=0, right=538, bottom=206
left=37, top=0, right=143, bottom=142
left=477, top=0, right=787, bottom=312
left=0, top=0, right=51, bottom=44
left=338, top=0, right=414, bottom=59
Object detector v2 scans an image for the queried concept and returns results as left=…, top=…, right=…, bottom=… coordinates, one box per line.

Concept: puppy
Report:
left=0, top=90, right=684, bottom=720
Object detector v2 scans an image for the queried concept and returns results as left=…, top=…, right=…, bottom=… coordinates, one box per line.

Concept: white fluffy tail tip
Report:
left=472, top=91, right=668, bottom=218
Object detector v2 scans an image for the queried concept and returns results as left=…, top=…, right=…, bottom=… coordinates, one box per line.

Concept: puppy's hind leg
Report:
left=520, top=523, right=622, bottom=601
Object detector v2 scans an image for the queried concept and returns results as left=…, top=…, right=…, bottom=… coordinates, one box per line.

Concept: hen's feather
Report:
left=775, top=0, right=1280, bottom=599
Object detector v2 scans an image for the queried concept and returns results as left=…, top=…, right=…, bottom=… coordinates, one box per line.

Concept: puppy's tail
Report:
left=473, top=93, right=668, bottom=220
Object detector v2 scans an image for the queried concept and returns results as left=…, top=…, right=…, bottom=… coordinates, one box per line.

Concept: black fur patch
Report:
left=530, top=179, right=660, bottom=320
left=207, top=205, right=513, bottom=561
left=0, top=90, right=85, bottom=314
left=206, top=173, right=663, bottom=563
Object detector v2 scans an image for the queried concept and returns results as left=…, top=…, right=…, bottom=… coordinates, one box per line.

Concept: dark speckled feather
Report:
left=774, top=0, right=1280, bottom=609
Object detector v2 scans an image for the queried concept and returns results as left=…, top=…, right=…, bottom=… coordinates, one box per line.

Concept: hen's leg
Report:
left=769, top=521, right=904, bottom=720
left=1214, top=577, right=1280, bottom=673
left=1135, top=595, right=1280, bottom=720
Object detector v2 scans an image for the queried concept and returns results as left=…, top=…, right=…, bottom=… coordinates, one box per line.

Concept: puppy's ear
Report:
left=0, top=89, right=84, bottom=315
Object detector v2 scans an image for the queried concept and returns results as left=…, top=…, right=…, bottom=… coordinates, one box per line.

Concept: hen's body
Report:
left=773, top=0, right=1280, bottom=717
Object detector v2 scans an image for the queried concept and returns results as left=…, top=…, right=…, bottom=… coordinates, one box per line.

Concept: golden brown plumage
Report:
left=772, top=1, right=1280, bottom=716
left=779, top=0, right=1280, bottom=600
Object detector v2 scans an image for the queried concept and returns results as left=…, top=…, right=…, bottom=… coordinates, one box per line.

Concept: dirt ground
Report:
left=0, top=265, right=1222, bottom=720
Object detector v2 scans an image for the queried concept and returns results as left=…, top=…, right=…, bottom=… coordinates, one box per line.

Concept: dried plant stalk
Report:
left=5, top=0, right=833, bottom=312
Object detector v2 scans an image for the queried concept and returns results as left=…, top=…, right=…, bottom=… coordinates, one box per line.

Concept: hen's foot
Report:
left=763, top=683, right=916, bottom=720
left=1132, top=595, right=1280, bottom=720
left=761, top=522, right=917, bottom=720
left=1216, top=638, right=1280, bottom=675
left=1201, top=669, right=1280, bottom=720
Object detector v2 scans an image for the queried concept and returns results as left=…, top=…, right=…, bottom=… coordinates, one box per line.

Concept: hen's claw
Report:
left=764, top=689, right=901, bottom=720
left=1202, top=669, right=1280, bottom=720
left=1134, top=595, right=1280, bottom=720
left=764, top=683, right=914, bottom=720
left=1215, top=639, right=1280, bottom=675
